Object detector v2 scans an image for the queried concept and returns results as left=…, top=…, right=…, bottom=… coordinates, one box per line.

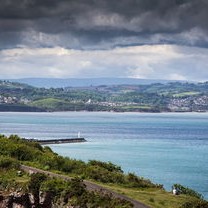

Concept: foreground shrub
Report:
left=88, top=160, right=123, bottom=173
left=173, top=184, right=203, bottom=199
left=34, top=176, right=133, bottom=208
left=0, top=155, right=19, bottom=169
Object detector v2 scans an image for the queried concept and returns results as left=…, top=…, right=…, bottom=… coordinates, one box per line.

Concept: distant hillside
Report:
left=1, top=80, right=208, bottom=112
left=7, top=77, right=174, bottom=88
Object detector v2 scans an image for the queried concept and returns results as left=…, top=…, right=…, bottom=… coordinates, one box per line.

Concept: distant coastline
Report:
left=0, top=107, right=207, bottom=113
left=0, top=110, right=208, bottom=113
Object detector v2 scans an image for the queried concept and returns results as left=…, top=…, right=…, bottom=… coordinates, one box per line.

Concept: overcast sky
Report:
left=1, top=0, right=208, bottom=81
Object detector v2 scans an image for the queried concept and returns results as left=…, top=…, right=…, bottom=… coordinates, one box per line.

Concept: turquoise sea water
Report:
left=0, top=112, right=207, bottom=199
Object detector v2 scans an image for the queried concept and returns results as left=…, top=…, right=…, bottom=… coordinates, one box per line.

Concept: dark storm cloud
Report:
left=0, top=0, right=208, bottom=49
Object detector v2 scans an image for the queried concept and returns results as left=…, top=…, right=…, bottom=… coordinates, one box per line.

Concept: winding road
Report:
left=20, top=165, right=150, bottom=208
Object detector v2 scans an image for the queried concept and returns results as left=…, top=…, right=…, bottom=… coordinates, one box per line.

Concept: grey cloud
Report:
left=0, top=0, right=208, bottom=49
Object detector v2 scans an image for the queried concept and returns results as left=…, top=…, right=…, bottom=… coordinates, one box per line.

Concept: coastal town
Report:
left=168, top=95, right=208, bottom=112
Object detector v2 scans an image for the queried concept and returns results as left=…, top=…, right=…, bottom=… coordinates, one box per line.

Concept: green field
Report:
left=173, top=91, right=200, bottom=97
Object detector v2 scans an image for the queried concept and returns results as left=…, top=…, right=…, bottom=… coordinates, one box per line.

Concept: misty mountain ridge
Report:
left=7, top=78, right=187, bottom=88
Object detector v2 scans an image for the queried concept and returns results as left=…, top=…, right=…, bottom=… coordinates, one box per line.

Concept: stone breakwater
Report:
left=28, top=138, right=86, bottom=145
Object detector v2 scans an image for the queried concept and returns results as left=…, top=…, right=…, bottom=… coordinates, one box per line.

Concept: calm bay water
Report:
left=0, top=112, right=207, bottom=199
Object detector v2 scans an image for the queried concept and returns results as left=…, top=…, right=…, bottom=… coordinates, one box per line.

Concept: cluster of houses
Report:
left=0, top=95, right=30, bottom=105
left=0, top=95, right=18, bottom=104
left=168, top=95, right=208, bottom=111
left=85, top=99, right=137, bottom=107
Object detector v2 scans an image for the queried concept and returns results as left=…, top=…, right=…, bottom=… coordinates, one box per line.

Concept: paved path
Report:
left=20, top=165, right=150, bottom=208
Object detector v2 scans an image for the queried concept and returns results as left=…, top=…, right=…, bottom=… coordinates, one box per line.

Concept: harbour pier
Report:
left=29, top=138, right=86, bottom=145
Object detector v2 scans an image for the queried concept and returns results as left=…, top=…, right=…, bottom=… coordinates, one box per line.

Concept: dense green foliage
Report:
left=88, top=160, right=123, bottom=173
left=173, top=184, right=203, bottom=199
left=41, top=177, right=133, bottom=207
left=1, top=80, right=208, bottom=112
left=172, top=184, right=208, bottom=207
left=0, top=135, right=43, bottom=161
left=0, top=155, right=19, bottom=169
